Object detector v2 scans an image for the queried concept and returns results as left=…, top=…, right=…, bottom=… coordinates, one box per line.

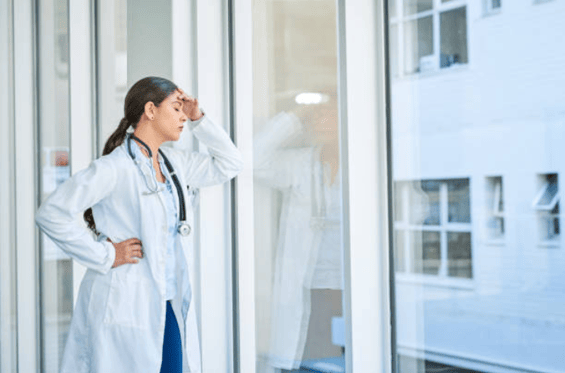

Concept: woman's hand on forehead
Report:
left=176, top=88, right=203, bottom=121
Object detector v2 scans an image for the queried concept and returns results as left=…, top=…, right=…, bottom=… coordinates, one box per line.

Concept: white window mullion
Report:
left=402, top=185, right=411, bottom=272
left=343, top=0, right=392, bottom=371
left=439, top=182, right=449, bottom=277
left=433, top=0, right=441, bottom=71
left=231, top=0, right=256, bottom=372
left=404, top=10, right=434, bottom=21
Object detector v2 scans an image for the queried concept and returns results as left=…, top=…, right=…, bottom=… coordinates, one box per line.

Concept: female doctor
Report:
left=35, top=76, right=243, bottom=373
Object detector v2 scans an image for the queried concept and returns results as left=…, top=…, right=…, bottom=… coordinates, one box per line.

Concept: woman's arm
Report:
left=253, top=111, right=304, bottom=190
left=174, top=114, right=244, bottom=188
left=35, top=156, right=118, bottom=274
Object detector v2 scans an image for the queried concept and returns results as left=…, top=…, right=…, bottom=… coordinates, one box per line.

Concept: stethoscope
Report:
left=127, top=134, right=192, bottom=236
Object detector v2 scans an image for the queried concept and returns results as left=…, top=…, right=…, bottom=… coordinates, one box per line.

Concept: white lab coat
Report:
left=253, top=112, right=343, bottom=371
left=35, top=116, right=243, bottom=373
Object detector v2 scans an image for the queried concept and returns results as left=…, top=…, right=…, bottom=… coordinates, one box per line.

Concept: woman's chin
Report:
left=168, top=132, right=182, bottom=142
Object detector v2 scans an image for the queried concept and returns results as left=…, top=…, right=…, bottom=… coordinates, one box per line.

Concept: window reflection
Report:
left=392, top=0, right=468, bottom=76
left=252, top=1, right=346, bottom=372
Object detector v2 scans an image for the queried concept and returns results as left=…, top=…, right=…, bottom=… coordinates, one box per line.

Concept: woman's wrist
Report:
left=190, top=109, right=205, bottom=122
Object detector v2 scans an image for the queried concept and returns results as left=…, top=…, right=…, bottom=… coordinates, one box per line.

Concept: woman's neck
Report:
left=132, top=125, right=163, bottom=161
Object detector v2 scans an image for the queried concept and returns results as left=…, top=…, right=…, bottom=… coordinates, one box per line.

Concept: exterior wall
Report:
left=392, top=1, right=565, bottom=371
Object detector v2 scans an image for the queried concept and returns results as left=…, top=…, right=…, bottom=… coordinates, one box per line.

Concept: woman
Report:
left=35, top=76, right=243, bottom=373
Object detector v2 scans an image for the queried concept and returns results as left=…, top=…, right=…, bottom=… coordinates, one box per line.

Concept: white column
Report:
left=340, top=0, right=392, bottom=372
left=232, top=0, right=256, bottom=372
left=195, top=1, right=234, bottom=372
left=69, top=0, right=95, bottom=300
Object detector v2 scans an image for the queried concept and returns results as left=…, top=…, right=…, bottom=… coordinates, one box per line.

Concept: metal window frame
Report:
left=0, top=0, right=18, bottom=371
left=13, top=0, right=41, bottom=371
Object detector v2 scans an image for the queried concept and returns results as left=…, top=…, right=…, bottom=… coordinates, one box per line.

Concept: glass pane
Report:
left=394, top=230, right=407, bottom=272
left=447, top=232, right=472, bottom=278
left=404, top=16, right=433, bottom=74
left=37, top=0, right=72, bottom=371
left=252, top=1, right=346, bottom=372
left=447, top=178, right=470, bottom=223
left=409, top=181, right=440, bottom=225
left=394, top=181, right=404, bottom=221
left=390, top=24, right=399, bottom=77
left=389, top=0, right=397, bottom=18
left=97, top=0, right=128, bottom=155
left=537, top=174, right=558, bottom=207
left=387, top=1, right=565, bottom=372
left=404, top=0, right=433, bottom=16
left=411, top=231, right=441, bottom=275
left=440, top=7, right=468, bottom=68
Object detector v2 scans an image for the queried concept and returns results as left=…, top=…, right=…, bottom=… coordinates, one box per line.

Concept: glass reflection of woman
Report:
left=254, top=92, right=343, bottom=372
left=35, top=77, right=243, bottom=373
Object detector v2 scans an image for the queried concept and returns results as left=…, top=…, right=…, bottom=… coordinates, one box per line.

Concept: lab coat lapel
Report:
left=130, top=154, right=168, bottom=288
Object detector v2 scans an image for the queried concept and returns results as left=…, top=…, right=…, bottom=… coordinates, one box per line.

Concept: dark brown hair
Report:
left=84, top=76, right=178, bottom=233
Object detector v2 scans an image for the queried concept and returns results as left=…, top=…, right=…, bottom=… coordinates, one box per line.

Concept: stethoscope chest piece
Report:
left=178, top=222, right=191, bottom=236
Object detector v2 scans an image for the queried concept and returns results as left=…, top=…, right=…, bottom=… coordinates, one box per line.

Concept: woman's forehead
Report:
left=166, top=91, right=183, bottom=103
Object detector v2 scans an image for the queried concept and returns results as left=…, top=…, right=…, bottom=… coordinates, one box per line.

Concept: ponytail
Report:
left=103, top=117, right=130, bottom=156
left=83, top=117, right=131, bottom=233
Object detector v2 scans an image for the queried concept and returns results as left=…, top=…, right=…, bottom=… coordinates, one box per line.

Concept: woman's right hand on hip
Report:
left=108, top=238, right=143, bottom=268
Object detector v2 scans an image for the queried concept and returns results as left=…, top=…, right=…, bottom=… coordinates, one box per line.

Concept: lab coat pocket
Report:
left=103, top=272, right=152, bottom=330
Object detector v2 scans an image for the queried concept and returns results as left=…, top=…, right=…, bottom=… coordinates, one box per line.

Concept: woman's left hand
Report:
left=177, top=88, right=204, bottom=121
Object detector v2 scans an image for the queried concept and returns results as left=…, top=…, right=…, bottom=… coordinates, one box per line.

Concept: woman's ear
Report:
left=144, top=101, right=156, bottom=121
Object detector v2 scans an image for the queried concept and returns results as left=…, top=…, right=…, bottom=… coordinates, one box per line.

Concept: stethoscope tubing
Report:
left=127, top=134, right=191, bottom=236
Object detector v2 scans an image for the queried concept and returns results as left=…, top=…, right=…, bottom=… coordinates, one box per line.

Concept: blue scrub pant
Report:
left=160, top=300, right=183, bottom=373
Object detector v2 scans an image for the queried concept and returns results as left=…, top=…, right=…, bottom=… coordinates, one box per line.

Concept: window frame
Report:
left=533, top=174, right=560, bottom=245
left=388, top=0, right=468, bottom=78
left=484, top=176, right=505, bottom=242
left=484, top=0, right=502, bottom=15
left=394, top=179, right=474, bottom=285
left=231, top=0, right=393, bottom=372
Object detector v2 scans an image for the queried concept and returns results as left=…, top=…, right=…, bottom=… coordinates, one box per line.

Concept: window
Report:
left=533, top=174, right=560, bottom=244
left=486, top=176, right=504, bottom=239
left=389, top=0, right=468, bottom=76
left=484, top=0, right=502, bottom=14
left=250, top=1, right=348, bottom=372
left=394, top=178, right=473, bottom=279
